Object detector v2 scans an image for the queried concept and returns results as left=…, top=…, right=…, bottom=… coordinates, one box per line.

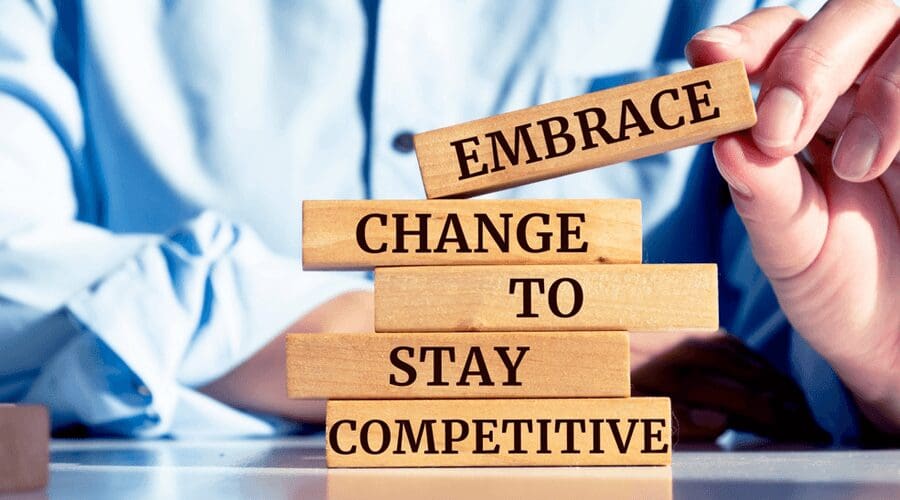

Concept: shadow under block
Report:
left=286, top=331, right=630, bottom=399
left=374, top=264, right=718, bottom=332
left=301, top=199, right=642, bottom=269
left=326, top=466, right=673, bottom=500
left=326, top=398, right=671, bottom=467
left=0, top=404, right=49, bottom=492
left=414, top=59, right=756, bottom=199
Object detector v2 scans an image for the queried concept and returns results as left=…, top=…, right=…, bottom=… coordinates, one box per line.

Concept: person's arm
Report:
left=200, top=291, right=375, bottom=424
left=0, top=0, right=369, bottom=436
left=686, top=0, right=900, bottom=434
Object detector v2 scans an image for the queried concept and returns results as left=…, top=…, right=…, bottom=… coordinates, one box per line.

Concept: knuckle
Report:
left=826, top=0, right=897, bottom=15
left=773, top=45, right=837, bottom=98
left=778, top=45, right=835, bottom=73
left=851, top=0, right=899, bottom=14
left=869, top=71, right=900, bottom=99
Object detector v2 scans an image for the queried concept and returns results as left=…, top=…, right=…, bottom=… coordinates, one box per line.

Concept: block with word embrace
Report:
left=415, top=60, right=755, bottom=198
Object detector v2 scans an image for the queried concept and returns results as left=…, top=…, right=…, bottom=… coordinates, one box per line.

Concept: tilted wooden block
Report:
left=326, top=465, right=673, bottom=500
left=286, top=331, right=630, bottom=399
left=375, top=264, right=718, bottom=332
left=415, top=59, right=755, bottom=198
left=326, top=398, right=671, bottom=467
left=0, top=404, right=49, bottom=492
left=302, top=199, right=641, bottom=269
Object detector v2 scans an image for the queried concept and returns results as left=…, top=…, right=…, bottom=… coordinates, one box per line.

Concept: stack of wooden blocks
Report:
left=288, top=60, right=756, bottom=468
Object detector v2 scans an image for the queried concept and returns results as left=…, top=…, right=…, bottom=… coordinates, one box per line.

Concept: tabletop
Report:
left=3, top=437, right=899, bottom=499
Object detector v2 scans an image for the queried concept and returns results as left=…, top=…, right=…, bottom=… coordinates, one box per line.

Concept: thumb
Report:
left=712, top=133, right=828, bottom=280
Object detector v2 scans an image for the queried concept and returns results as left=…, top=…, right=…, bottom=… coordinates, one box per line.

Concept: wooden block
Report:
left=415, top=59, right=755, bottom=198
left=0, top=404, right=49, bottom=492
left=327, top=466, right=673, bottom=500
left=302, top=199, right=642, bottom=269
left=326, top=398, right=671, bottom=467
left=375, top=264, right=718, bottom=332
left=286, top=331, right=630, bottom=399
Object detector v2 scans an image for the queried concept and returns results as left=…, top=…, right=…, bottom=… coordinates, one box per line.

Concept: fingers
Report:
left=629, top=330, right=719, bottom=369
left=686, top=6, right=806, bottom=78
left=666, top=336, right=794, bottom=392
left=753, top=0, right=899, bottom=158
left=672, top=403, right=728, bottom=442
left=633, top=336, right=829, bottom=443
left=712, top=133, right=829, bottom=279
left=832, top=33, right=900, bottom=182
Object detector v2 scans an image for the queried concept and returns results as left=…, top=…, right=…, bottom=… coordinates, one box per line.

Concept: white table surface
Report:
left=3, top=437, right=899, bottom=499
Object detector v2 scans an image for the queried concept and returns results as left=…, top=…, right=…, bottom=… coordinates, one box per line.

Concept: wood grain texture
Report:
left=302, top=199, right=641, bottom=269
left=0, top=404, right=49, bottom=492
left=286, top=331, right=629, bottom=399
left=326, top=466, right=672, bottom=500
left=375, top=264, right=718, bottom=332
left=415, top=59, right=755, bottom=198
left=326, top=398, right=671, bottom=467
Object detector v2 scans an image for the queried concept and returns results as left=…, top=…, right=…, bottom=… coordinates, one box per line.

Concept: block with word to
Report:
left=302, top=199, right=641, bottom=269
left=375, top=264, right=718, bottom=332
left=326, top=398, right=671, bottom=467
left=0, top=404, right=49, bottom=492
left=286, top=331, right=629, bottom=399
left=415, top=59, right=755, bottom=198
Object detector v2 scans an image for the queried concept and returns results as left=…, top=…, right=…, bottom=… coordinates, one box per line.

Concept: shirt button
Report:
left=391, top=131, right=415, bottom=154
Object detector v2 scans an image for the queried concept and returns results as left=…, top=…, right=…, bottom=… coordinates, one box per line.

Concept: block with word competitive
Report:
left=375, top=264, right=718, bottom=332
left=302, top=199, right=641, bottom=269
left=415, top=59, right=755, bottom=198
left=0, top=405, right=49, bottom=492
left=286, top=331, right=629, bottom=399
left=326, top=398, right=671, bottom=467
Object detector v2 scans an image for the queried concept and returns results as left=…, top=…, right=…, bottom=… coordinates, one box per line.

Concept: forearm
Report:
left=200, top=290, right=375, bottom=424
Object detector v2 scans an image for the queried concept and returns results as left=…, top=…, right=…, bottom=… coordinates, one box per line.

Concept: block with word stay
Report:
left=326, top=398, right=671, bottom=467
left=286, top=331, right=629, bottom=399
left=415, top=59, right=755, bottom=198
left=0, top=404, right=49, bottom=492
left=302, top=199, right=641, bottom=269
left=375, top=264, right=718, bottom=332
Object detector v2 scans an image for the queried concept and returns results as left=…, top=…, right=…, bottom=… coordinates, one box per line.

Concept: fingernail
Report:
left=832, top=115, right=879, bottom=181
left=754, top=87, right=804, bottom=149
left=712, top=145, right=753, bottom=199
left=691, top=26, right=742, bottom=47
left=689, top=409, right=728, bottom=429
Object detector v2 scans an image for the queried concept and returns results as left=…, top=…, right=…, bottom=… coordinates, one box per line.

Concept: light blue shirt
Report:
left=1, top=0, right=858, bottom=442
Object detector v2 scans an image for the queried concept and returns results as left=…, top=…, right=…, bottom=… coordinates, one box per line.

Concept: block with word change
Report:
left=375, top=264, right=718, bottom=332
left=415, top=59, right=756, bottom=198
left=326, top=398, right=671, bottom=467
left=302, top=199, right=641, bottom=269
left=0, top=404, right=49, bottom=492
left=286, top=331, right=629, bottom=399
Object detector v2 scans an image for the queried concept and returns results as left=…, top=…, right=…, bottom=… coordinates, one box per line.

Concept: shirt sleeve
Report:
left=8, top=212, right=371, bottom=438
left=0, top=0, right=370, bottom=437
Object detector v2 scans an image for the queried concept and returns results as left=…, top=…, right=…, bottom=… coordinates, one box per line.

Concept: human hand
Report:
left=686, top=1, right=900, bottom=433
left=632, top=334, right=829, bottom=443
